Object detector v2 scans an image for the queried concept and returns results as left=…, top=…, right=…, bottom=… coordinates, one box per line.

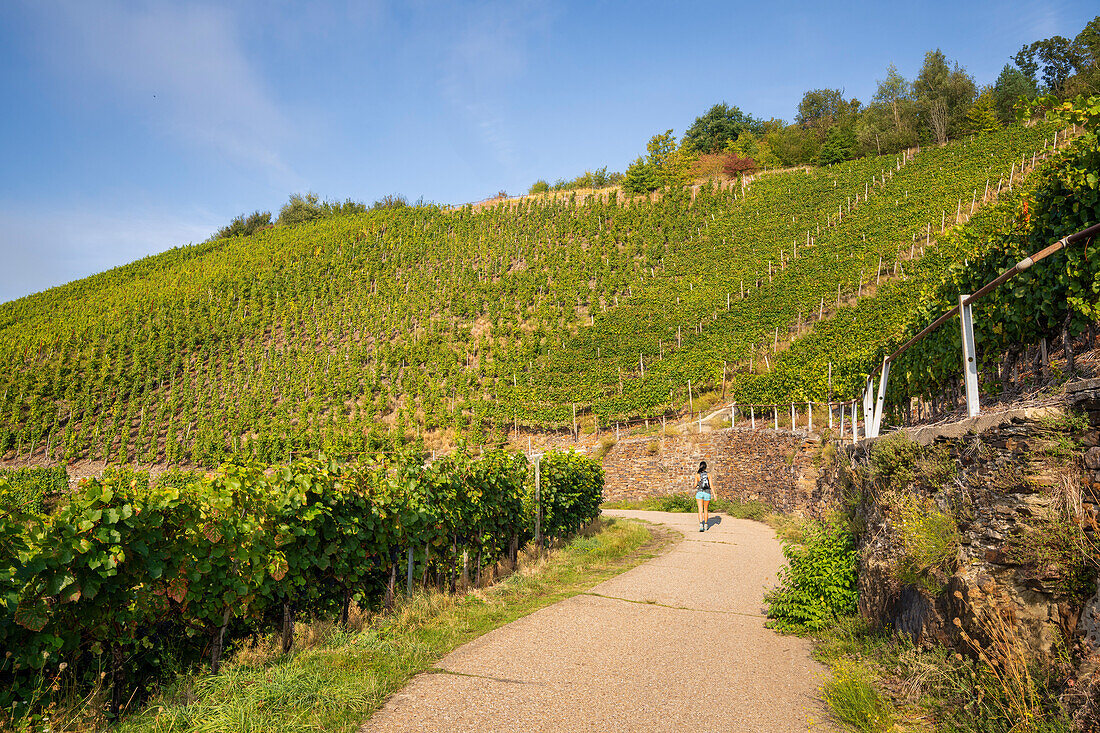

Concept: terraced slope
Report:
left=0, top=124, right=1054, bottom=466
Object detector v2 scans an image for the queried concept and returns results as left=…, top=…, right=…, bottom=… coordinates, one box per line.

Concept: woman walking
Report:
left=695, top=460, right=715, bottom=532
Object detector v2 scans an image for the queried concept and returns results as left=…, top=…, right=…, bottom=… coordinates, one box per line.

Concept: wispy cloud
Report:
left=439, top=0, right=554, bottom=169
left=31, top=0, right=297, bottom=184
left=0, top=205, right=218, bottom=304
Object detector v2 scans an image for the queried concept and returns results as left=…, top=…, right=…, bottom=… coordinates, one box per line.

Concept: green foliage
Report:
left=764, top=517, right=858, bottom=632
left=0, top=466, right=67, bottom=512
left=0, top=450, right=602, bottom=716
left=914, top=48, right=978, bottom=144
left=277, top=192, right=324, bottom=226
left=821, top=660, right=894, bottom=732
left=532, top=450, right=603, bottom=539
left=682, top=103, right=762, bottom=154
left=867, top=432, right=922, bottom=491
left=993, top=64, right=1038, bottom=123
left=797, top=88, right=858, bottom=129
left=370, top=194, right=409, bottom=209
left=889, top=493, right=959, bottom=594
left=967, top=91, right=1002, bottom=134
left=816, top=125, right=857, bottom=165
left=620, top=156, right=659, bottom=194
left=529, top=180, right=550, bottom=194
left=214, top=211, right=272, bottom=240
left=1016, top=35, right=1086, bottom=94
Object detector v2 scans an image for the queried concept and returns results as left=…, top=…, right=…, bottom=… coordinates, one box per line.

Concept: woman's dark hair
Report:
left=698, top=461, right=707, bottom=473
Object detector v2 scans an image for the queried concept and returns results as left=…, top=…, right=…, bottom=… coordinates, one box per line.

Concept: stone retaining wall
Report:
left=600, top=427, right=826, bottom=514
left=822, top=378, right=1100, bottom=727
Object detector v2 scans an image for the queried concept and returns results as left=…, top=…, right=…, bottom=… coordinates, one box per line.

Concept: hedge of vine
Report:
left=0, top=466, right=67, bottom=512
left=0, top=448, right=602, bottom=715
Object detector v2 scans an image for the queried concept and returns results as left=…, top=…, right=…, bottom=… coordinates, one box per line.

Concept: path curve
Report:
left=361, top=510, right=834, bottom=732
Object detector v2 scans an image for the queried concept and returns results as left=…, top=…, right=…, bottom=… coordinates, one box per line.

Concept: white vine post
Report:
left=959, top=294, right=980, bottom=417
left=533, top=453, right=542, bottom=545
left=750, top=406, right=755, bottom=429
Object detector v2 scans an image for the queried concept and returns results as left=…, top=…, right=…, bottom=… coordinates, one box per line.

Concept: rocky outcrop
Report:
left=819, top=378, right=1100, bottom=726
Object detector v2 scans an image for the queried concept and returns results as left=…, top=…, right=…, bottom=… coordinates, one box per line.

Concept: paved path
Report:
left=361, top=511, right=834, bottom=732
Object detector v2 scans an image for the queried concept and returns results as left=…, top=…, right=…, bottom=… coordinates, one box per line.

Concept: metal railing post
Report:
left=862, top=379, right=875, bottom=440
left=871, top=357, right=890, bottom=437
left=959, top=293, right=980, bottom=417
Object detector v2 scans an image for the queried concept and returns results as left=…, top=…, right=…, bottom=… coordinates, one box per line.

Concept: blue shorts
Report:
left=696, top=491, right=712, bottom=501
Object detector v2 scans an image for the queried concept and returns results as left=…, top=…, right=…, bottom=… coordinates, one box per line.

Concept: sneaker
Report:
left=699, top=522, right=704, bottom=532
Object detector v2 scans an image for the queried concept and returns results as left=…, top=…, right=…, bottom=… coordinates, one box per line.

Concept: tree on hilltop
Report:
left=857, top=65, right=919, bottom=155
left=1014, top=35, right=1083, bottom=95
left=816, top=125, right=856, bottom=165
left=992, top=64, right=1037, bottom=123
left=682, top=103, right=762, bottom=153
left=214, top=210, right=272, bottom=240
left=913, top=49, right=976, bottom=144
left=278, top=192, right=324, bottom=226
left=965, top=91, right=1001, bottom=135
left=621, top=156, right=659, bottom=194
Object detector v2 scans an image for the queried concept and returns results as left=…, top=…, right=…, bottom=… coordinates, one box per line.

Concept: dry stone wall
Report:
left=600, top=427, right=826, bottom=513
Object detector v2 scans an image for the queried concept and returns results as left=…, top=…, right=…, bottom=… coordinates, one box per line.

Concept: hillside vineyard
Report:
left=0, top=124, right=1052, bottom=466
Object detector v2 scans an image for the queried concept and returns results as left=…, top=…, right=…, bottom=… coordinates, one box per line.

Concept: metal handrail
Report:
left=879, top=221, right=1100, bottom=370
left=860, top=220, right=1100, bottom=437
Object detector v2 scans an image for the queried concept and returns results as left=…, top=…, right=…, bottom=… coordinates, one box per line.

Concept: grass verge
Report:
left=114, top=517, right=656, bottom=733
left=806, top=615, right=1074, bottom=733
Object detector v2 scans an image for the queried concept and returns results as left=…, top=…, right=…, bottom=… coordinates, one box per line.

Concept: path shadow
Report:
left=704, top=516, right=722, bottom=530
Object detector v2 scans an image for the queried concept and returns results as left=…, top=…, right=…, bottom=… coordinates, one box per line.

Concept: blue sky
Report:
left=0, top=0, right=1095, bottom=304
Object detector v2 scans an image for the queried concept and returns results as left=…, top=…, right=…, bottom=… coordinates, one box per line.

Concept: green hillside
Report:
left=0, top=124, right=1057, bottom=466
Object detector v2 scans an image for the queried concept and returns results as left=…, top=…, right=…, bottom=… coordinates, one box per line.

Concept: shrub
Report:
left=646, top=440, right=659, bottom=455
left=371, top=194, right=408, bottom=210
left=594, top=435, right=617, bottom=460
left=529, top=180, right=550, bottom=194
left=278, top=192, right=324, bottom=226
left=721, top=153, right=757, bottom=177
left=891, top=494, right=959, bottom=594
left=214, top=210, right=272, bottom=240
left=320, top=198, right=367, bottom=217
left=764, top=517, right=858, bottom=632
left=867, top=432, right=922, bottom=492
